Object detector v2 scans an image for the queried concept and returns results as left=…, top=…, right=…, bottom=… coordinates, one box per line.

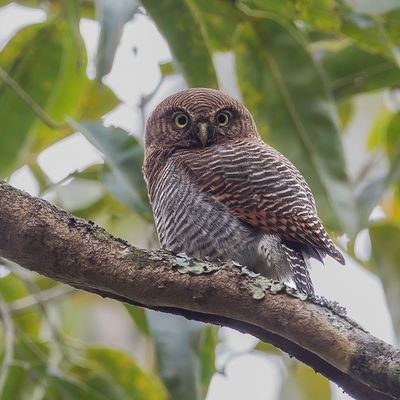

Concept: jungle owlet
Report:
left=143, top=88, right=345, bottom=295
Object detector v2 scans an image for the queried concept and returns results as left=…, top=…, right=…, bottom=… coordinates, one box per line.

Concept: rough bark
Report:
left=0, top=180, right=399, bottom=400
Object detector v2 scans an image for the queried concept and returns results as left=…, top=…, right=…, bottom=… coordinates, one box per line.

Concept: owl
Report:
left=143, top=88, right=344, bottom=295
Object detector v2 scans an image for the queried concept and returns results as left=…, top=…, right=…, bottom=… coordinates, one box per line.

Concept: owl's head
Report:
left=145, top=88, right=258, bottom=151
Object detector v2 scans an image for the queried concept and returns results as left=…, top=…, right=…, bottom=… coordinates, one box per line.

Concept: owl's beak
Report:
left=197, top=123, right=209, bottom=147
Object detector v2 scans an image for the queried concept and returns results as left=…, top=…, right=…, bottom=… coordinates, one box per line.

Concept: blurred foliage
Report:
left=1, top=0, right=400, bottom=399
left=370, top=223, right=400, bottom=342
left=278, top=359, right=331, bottom=400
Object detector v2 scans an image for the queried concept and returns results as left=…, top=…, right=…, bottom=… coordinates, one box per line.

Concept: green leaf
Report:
left=279, top=362, right=331, bottom=400
left=0, top=17, right=119, bottom=172
left=70, top=188, right=126, bottom=222
left=255, top=340, right=282, bottom=355
left=147, top=312, right=214, bottom=400
left=68, top=120, right=151, bottom=217
left=341, top=13, right=399, bottom=62
left=0, top=0, right=41, bottom=6
left=85, top=347, right=167, bottom=400
left=370, top=222, right=400, bottom=340
left=61, top=0, right=85, bottom=68
left=159, top=61, right=175, bottom=77
left=367, top=109, right=392, bottom=150
left=1, top=338, right=51, bottom=399
left=337, top=100, right=354, bottom=128
left=95, top=0, right=139, bottom=80
left=385, top=112, right=400, bottom=159
left=124, top=304, right=150, bottom=336
left=357, top=112, right=400, bottom=225
left=0, top=274, right=41, bottom=336
left=356, top=176, right=387, bottom=228
left=80, top=0, right=96, bottom=19
left=323, top=45, right=400, bottom=100
left=28, top=20, right=88, bottom=146
left=0, top=0, right=97, bottom=19
left=68, top=364, right=123, bottom=399
left=140, top=0, right=218, bottom=88
left=235, top=19, right=356, bottom=233
left=0, top=365, right=27, bottom=400
left=15, top=338, right=49, bottom=367
left=199, top=326, right=217, bottom=397
left=385, top=9, right=400, bottom=44
left=75, top=82, right=119, bottom=122
left=32, top=71, right=120, bottom=156
left=239, top=0, right=296, bottom=20
left=189, top=0, right=244, bottom=51
left=0, top=21, right=87, bottom=177
left=46, top=375, right=109, bottom=400
left=296, top=0, right=341, bottom=31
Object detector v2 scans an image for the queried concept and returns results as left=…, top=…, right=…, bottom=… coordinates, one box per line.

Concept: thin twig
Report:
left=9, top=285, right=75, bottom=314
left=40, top=169, right=81, bottom=195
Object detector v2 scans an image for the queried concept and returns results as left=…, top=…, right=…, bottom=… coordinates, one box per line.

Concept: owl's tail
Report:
left=281, top=243, right=314, bottom=296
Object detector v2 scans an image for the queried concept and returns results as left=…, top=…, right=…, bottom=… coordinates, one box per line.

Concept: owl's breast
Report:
left=148, top=159, right=259, bottom=263
left=147, top=155, right=293, bottom=281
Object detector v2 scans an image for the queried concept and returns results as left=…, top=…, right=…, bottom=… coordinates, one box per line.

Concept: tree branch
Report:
left=0, top=180, right=399, bottom=400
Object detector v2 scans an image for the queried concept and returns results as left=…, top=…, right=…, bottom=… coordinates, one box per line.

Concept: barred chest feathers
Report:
left=146, top=144, right=294, bottom=283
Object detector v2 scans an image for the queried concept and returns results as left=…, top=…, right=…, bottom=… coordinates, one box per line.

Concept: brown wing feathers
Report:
left=180, top=139, right=344, bottom=265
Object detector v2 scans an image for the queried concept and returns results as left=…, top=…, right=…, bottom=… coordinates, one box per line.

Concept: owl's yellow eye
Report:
left=174, top=113, right=189, bottom=128
left=216, top=111, right=231, bottom=127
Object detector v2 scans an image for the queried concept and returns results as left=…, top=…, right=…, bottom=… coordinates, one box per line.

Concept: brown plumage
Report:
left=143, top=88, right=345, bottom=295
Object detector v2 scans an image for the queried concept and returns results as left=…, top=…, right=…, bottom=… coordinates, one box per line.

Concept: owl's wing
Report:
left=177, top=139, right=344, bottom=264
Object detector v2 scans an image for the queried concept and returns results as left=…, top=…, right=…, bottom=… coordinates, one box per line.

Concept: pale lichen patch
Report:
left=247, top=276, right=286, bottom=299
left=172, top=253, right=220, bottom=275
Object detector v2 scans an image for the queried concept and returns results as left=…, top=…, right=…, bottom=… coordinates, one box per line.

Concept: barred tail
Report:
left=281, top=243, right=314, bottom=296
